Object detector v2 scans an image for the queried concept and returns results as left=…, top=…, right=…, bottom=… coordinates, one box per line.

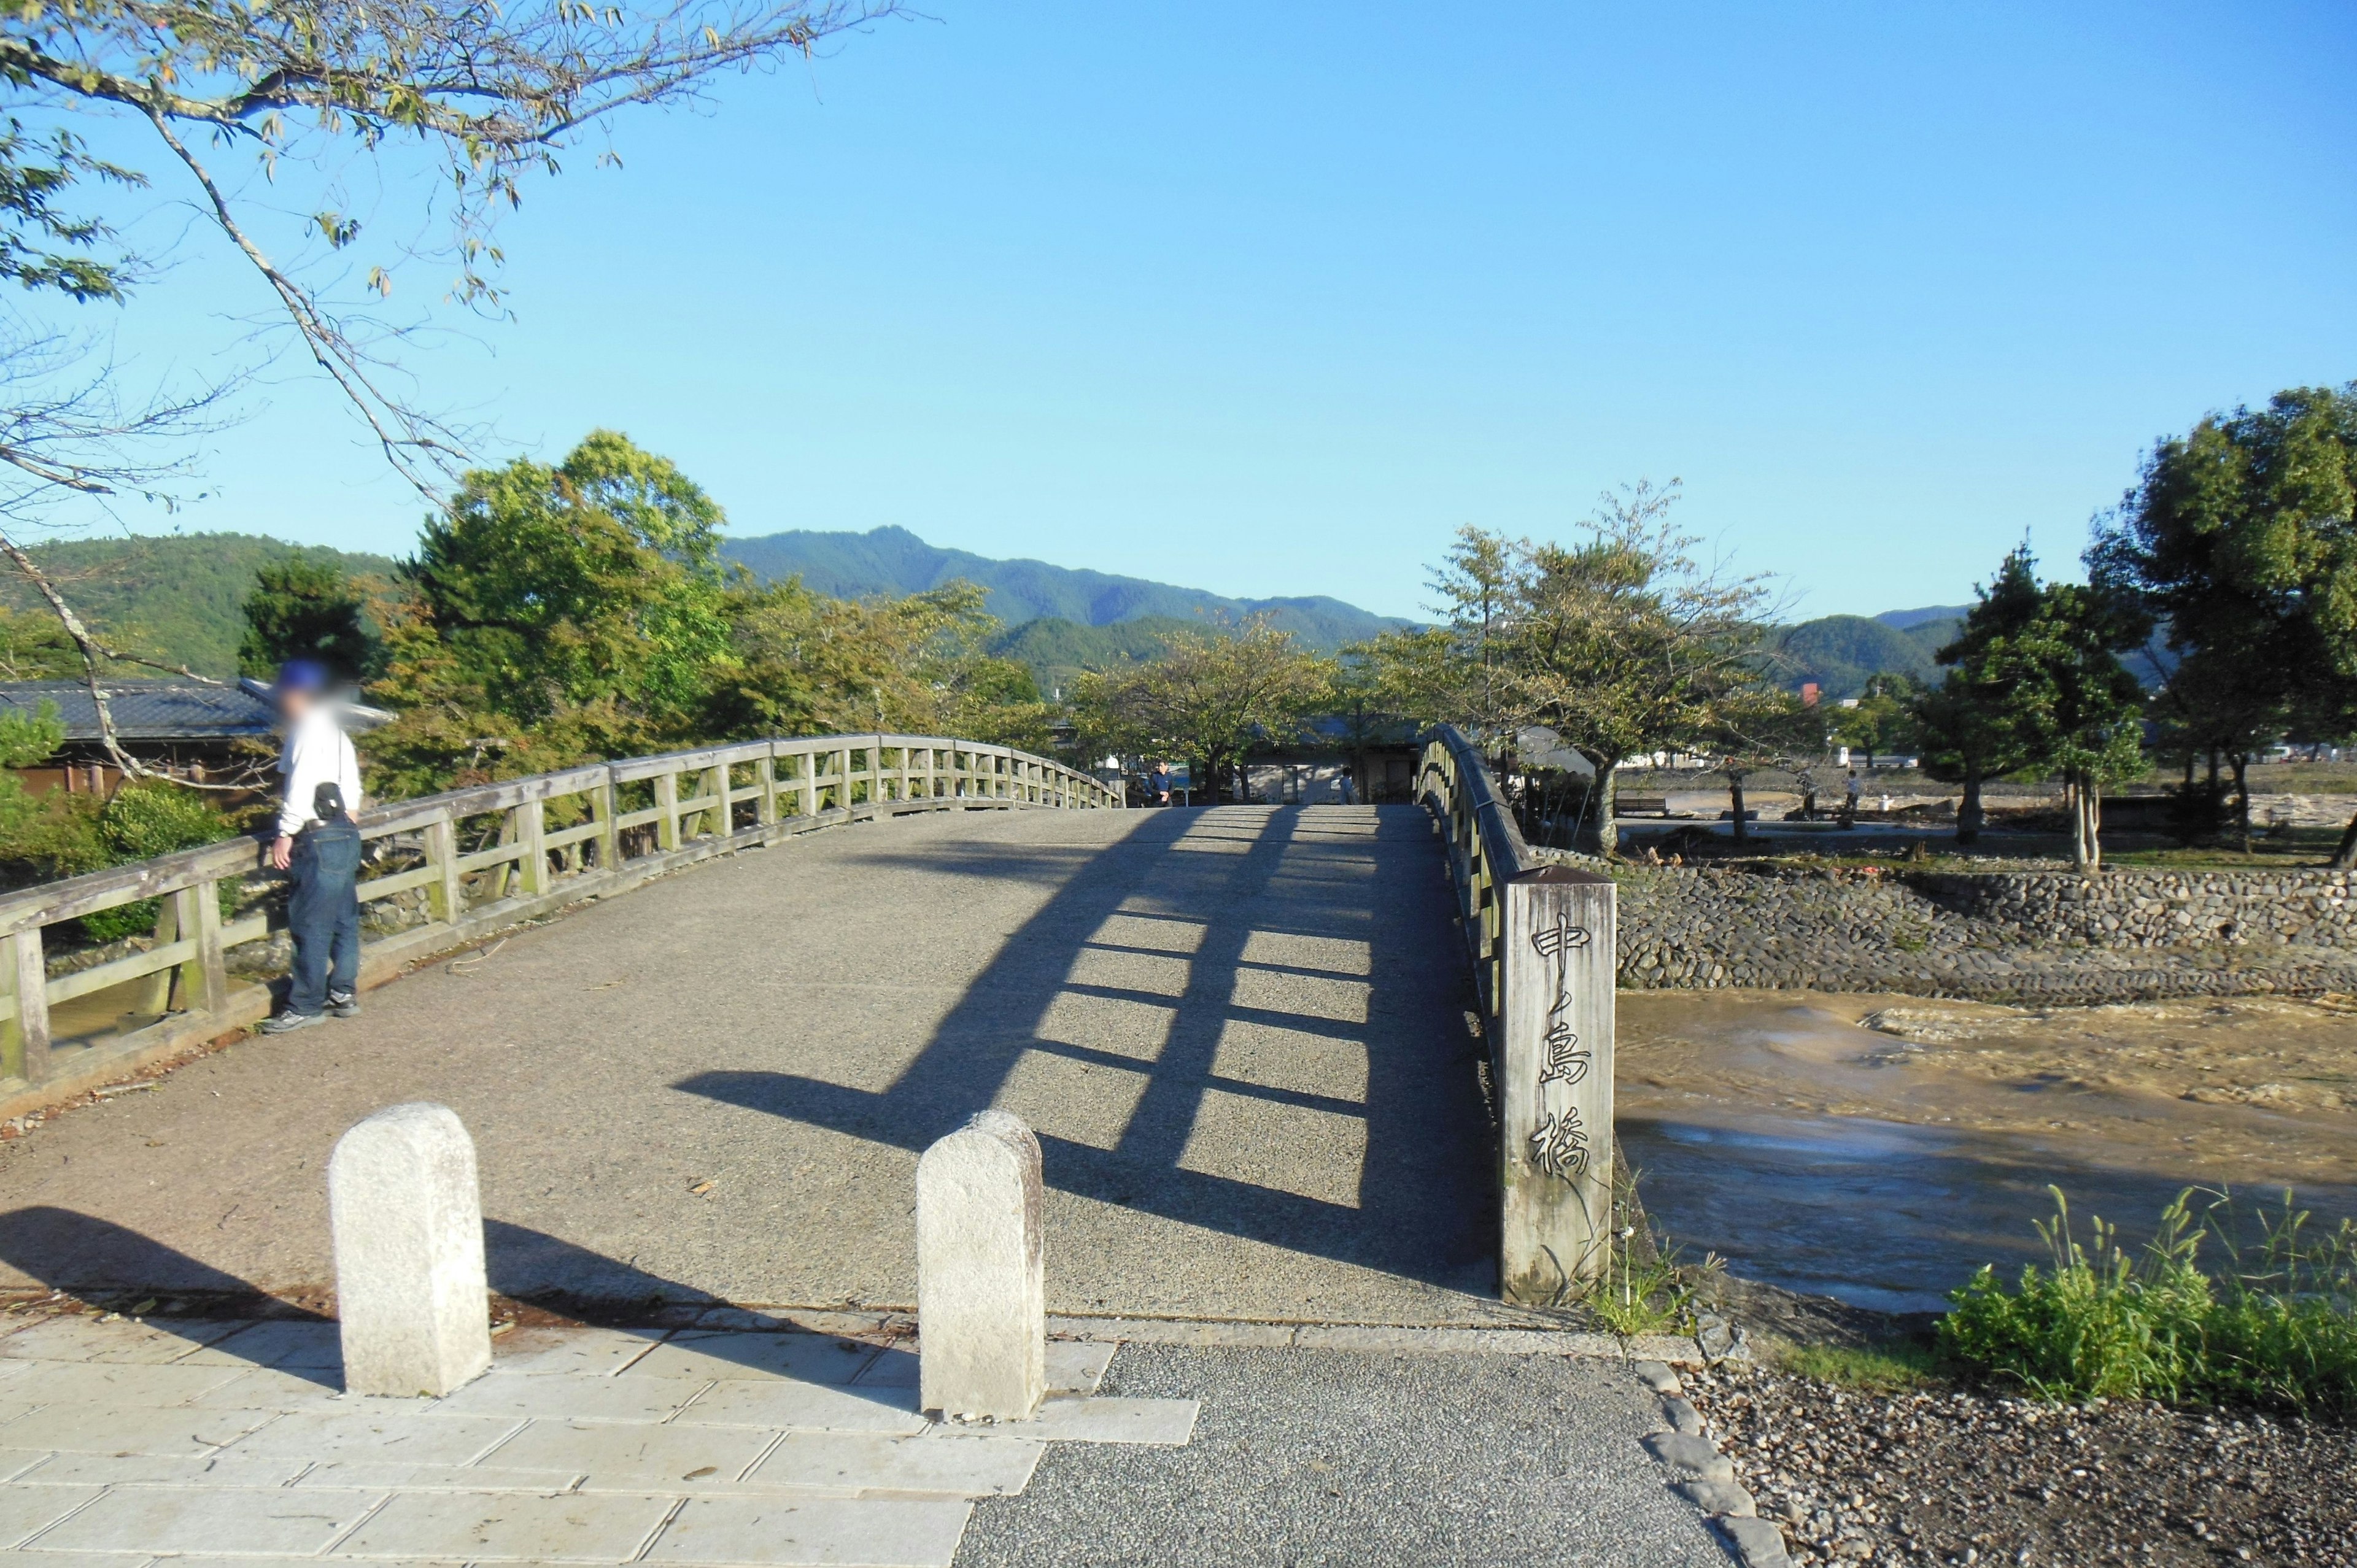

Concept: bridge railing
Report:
left=1417, top=725, right=1616, bottom=1306
left=0, top=734, right=1120, bottom=1114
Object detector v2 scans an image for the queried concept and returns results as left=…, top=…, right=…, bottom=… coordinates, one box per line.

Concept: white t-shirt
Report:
left=277, top=703, right=363, bottom=837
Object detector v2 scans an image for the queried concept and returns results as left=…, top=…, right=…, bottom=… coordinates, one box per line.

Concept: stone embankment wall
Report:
left=1540, top=852, right=2357, bottom=1004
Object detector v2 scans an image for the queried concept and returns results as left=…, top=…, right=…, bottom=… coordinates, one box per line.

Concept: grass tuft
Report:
left=1781, top=1341, right=1941, bottom=1391
left=1937, top=1186, right=2357, bottom=1417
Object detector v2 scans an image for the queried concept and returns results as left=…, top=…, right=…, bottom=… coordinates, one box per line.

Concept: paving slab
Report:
left=0, top=808, right=1514, bottom=1329
left=32, top=1485, right=382, bottom=1555
left=334, top=1488, right=678, bottom=1562
left=484, top=1420, right=781, bottom=1488
left=0, top=1486, right=99, bottom=1548
left=0, top=1403, right=274, bottom=1458
left=675, top=1381, right=927, bottom=1437
left=741, top=1433, right=1041, bottom=1497
left=625, top=1334, right=881, bottom=1386
left=645, top=1496, right=972, bottom=1568
left=218, top=1407, right=522, bottom=1462
left=435, top=1372, right=716, bottom=1424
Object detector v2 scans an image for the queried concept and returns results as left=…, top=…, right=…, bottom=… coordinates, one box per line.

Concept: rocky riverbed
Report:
left=1681, top=1362, right=2357, bottom=1567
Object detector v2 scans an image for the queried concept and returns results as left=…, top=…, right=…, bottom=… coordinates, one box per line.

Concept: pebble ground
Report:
left=1684, top=1364, right=2357, bottom=1566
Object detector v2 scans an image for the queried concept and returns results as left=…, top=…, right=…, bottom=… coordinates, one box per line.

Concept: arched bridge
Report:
left=0, top=730, right=1615, bottom=1328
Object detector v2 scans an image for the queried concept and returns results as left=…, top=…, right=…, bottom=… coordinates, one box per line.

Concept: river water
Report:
left=1617, top=991, right=2357, bottom=1312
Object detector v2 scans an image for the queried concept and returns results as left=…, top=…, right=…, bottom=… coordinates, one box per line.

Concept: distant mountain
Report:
left=1875, top=604, right=1972, bottom=631
left=985, top=616, right=1201, bottom=698
left=721, top=526, right=1411, bottom=649
left=0, top=533, right=398, bottom=679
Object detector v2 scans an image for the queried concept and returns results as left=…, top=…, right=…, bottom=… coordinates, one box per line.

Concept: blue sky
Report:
left=37, top=1, right=2357, bottom=622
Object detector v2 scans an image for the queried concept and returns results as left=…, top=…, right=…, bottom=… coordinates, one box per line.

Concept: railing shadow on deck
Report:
left=0, top=735, right=1121, bottom=1123
left=678, top=801, right=1499, bottom=1292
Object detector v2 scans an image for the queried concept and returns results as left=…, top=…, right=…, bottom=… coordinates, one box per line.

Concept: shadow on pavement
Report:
left=679, top=805, right=1495, bottom=1291
left=0, top=1205, right=331, bottom=1318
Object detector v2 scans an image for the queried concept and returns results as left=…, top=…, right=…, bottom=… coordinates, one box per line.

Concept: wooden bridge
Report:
left=0, top=728, right=1614, bottom=1327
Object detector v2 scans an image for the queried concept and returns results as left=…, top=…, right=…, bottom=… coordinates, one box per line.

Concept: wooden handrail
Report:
left=1415, top=724, right=1616, bottom=1305
left=0, top=732, right=1121, bottom=1114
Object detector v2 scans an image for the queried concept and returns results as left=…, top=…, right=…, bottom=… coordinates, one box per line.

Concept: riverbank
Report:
left=1681, top=1361, right=2357, bottom=1567
left=1569, top=854, right=2357, bottom=1004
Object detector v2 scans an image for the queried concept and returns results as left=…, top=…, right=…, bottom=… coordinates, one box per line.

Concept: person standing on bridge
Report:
left=260, top=660, right=366, bottom=1035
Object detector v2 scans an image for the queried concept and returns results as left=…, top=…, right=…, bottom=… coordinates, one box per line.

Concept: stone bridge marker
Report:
left=328, top=1102, right=492, bottom=1397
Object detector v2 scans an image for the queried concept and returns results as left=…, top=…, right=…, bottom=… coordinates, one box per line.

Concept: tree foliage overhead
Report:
left=0, top=0, right=906, bottom=493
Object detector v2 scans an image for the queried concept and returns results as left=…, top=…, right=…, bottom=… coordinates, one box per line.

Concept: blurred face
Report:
left=277, top=686, right=315, bottom=725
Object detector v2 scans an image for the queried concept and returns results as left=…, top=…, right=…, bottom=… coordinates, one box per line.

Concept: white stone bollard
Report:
left=916, top=1108, right=1045, bottom=1421
left=328, top=1102, right=492, bottom=1397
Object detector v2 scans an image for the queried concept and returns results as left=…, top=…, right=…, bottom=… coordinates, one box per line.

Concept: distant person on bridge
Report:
left=1151, top=763, right=1172, bottom=806
left=1840, top=768, right=1861, bottom=829
left=260, top=661, right=366, bottom=1036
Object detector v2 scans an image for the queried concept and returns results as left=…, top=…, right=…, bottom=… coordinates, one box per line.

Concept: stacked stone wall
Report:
left=1546, top=854, right=2357, bottom=1003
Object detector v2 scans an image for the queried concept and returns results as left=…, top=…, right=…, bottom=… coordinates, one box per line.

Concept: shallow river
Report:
left=1616, top=991, right=2357, bottom=1312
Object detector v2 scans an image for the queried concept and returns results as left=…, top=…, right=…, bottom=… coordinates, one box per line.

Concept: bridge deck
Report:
left=0, top=805, right=1531, bottom=1327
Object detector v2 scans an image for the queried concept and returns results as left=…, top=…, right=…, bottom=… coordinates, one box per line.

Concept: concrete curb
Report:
left=522, top=1302, right=1734, bottom=1366
left=1050, top=1314, right=1713, bottom=1364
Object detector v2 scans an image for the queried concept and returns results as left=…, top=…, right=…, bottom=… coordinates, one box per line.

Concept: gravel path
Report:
left=1682, top=1363, right=2357, bottom=1566
left=955, top=1343, right=1730, bottom=1568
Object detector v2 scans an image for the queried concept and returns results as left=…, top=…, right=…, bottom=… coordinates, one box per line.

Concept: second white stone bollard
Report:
left=916, top=1108, right=1045, bottom=1420
left=327, top=1102, right=492, bottom=1397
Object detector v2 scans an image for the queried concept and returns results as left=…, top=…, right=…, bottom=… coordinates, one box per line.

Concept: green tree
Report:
left=2089, top=384, right=2357, bottom=862
left=402, top=430, right=733, bottom=716
left=1924, top=546, right=2145, bottom=868
left=0, top=603, right=82, bottom=681
left=1916, top=547, right=2045, bottom=845
left=1704, top=687, right=1825, bottom=846
left=1831, top=672, right=1924, bottom=768
left=1379, top=482, right=1772, bottom=853
left=365, top=431, right=737, bottom=792
left=238, top=560, right=382, bottom=682
left=1072, top=619, right=1333, bottom=801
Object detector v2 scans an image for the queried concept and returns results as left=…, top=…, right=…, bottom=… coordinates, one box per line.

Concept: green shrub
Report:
left=1938, top=1187, right=2357, bottom=1418
left=76, top=784, right=238, bottom=944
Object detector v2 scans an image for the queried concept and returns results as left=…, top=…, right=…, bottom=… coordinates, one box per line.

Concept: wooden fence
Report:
left=1417, top=724, right=1616, bottom=1305
left=0, top=735, right=1120, bottom=1119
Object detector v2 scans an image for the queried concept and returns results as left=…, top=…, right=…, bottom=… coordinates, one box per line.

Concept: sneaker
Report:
left=259, top=1010, right=324, bottom=1035
left=326, top=991, right=360, bottom=1019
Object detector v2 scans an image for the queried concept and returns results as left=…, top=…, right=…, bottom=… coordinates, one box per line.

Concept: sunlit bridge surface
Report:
left=0, top=806, right=1533, bottom=1327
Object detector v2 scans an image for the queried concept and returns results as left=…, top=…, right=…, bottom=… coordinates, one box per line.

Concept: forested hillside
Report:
left=985, top=616, right=1201, bottom=695
left=1769, top=613, right=1963, bottom=698
left=722, top=525, right=1409, bottom=647
left=0, top=535, right=398, bottom=678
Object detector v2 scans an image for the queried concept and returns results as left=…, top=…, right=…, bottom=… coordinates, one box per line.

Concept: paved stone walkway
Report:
left=0, top=806, right=1519, bottom=1327
left=0, top=1309, right=1191, bottom=1567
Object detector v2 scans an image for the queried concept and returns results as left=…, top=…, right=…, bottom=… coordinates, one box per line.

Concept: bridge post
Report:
left=425, top=813, right=463, bottom=924
left=2, top=925, right=48, bottom=1083
left=916, top=1108, right=1045, bottom=1421
left=654, top=769, right=681, bottom=852
left=328, top=1102, right=492, bottom=1397
left=590, top=778, right=621, bottom=872
left=754, top=754, right=779, bottom=827
left=1497, top=867, right=1616, bottom=1305
left=516, top=797, right=548, bottom=897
